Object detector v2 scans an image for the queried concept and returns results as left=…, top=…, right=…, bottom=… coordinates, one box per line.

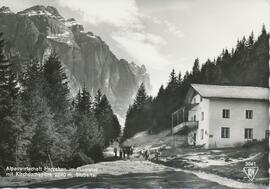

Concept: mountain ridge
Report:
left=0, top=5, right=151, bottom=117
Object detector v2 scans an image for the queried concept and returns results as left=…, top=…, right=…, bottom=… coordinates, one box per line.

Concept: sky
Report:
left=1, top=0, right=269, bottom=95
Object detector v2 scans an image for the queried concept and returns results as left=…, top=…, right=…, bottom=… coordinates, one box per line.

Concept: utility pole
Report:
left=171, top=112, right=176, bottom=148
left=183, top=107, right=185, bottom=122
left=171, top=113, right=174, bottom=147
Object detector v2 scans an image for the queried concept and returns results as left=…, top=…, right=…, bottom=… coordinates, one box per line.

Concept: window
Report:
left=201, top=129, right=204, bottom=140
left=222, top=109, right=230, bottom=118
left=194, top=98, right=196, bottom=103
left=265, top=130, right=269, bottom=139
left=221, top=127, right=230, bottom=138
left=246, top=110, right=253, bottom=119
left=201, top=112, right=204, bottom=121
left=194, top=115, right=196, bottom=121
left=244, top=128, right=253, bottom=139
left=200, top=96, right=203, bottom=102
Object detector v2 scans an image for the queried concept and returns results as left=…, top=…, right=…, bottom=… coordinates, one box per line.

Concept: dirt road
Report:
left=27, top=170, right=233, bottom=188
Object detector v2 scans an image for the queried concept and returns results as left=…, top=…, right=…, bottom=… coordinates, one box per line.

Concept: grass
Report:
left=0, top=176, right=60, bottom=187
left=158, top=140, right=269, bottom=186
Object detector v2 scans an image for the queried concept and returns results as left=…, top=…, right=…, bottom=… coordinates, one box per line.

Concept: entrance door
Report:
left=193, top=133, right=196, bottom=146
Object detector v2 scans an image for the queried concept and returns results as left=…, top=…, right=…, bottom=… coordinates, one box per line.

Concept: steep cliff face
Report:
left=0, top=5, right=151, bottom=117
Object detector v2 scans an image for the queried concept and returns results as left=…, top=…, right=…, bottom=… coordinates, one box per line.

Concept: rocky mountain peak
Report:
left=64, top=18, right=82, bottom=29
left=0, top=5, right=151, bottom=117
left=0, top=6, right=14, bottom=14
left=140, top=64, right=147, bottom=73
left=46, top=6, right=62, bottom=18
left=18, top=5, right=63, bottom=20
left=67, top=18, right=76, bottom=22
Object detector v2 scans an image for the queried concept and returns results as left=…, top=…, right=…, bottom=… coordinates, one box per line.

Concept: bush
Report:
left=0, top=165, right=6, bottom=177
left=242, top=138, right=269, bottom=149
left=69, top=152, right=94, bottom=168
left=87, top=145, right=104, bottom=162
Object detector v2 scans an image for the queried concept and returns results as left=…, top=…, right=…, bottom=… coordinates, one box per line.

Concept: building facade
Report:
left=171, top=84, right=269, bottom=149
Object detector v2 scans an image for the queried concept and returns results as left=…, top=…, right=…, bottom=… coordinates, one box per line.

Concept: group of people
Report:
left=140, top=149, right=150, bottom=160
left=140, top=149, right=161, bottom=161
left=111, top=140, right=161, bottom=161
left=114, top=146, right=134, bottom=159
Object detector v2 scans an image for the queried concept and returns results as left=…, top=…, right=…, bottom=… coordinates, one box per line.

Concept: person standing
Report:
left=154, top=150, right=160, bottom=161
left=127, top=146, right=130, bottom=159
left=120, top=148, right=123, bottom=159
left=144, top=150, right=149, bottom=160
left=123, top=147, right=126, bottom=159
left=114, top=147, right=117, bottom=158
left=130, top=146, right=134, bottom=155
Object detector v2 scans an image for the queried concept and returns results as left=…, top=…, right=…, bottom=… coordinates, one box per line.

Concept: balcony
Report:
left=171, top=103, right=199, bottom=127
left=172, top=121, right=198, bottom=134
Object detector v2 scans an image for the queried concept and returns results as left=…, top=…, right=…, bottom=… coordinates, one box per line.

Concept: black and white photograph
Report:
left=0, top=0, right=269, bottom=188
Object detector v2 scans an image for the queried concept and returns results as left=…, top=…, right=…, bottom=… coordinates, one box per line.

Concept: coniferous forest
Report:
left=0, top=33, right=121, bottom=168
left=123, top=26, right=269, bottom=140
left=0, top=25, right=269, bottom=167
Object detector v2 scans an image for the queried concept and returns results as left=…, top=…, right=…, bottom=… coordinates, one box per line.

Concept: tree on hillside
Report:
left=167, top=69, right=178, bottom=91
left=28, top=98, right=56, bottom=167
left=43, top=51, right=69, bottom=113
left=21, top=61, right=59, bottom=167
left=94, top=89, right=102, bottom=108
left=191, top=58, right=200, bottom=83
left=248, top=32, right=254, bottom=47
left=43, top=52, right=74, bottom=166
left=95, top=92, right=120, bottom=146
left=0, top=33, right=21, bottom=167
left=177, top=72, right=182, bottom=86
left=122, top=26, right=269, bottom=137
left=133, top=83, right=148, bottom=108
left=123, top=83, right=152, bottom=139
left=76, top=86, right=92, bottom=113
left=73, top=87, right=105, bottom=164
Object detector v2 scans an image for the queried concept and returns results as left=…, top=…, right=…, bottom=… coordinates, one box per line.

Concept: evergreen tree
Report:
left=21, top=61, right=58, bottom=166
left=248, top=32, right=254, bottom=47
left=167, top=69, right=177, bottom=91
left=94, top=89, right=102, bottom=108
left=73, top=87, right=105, bottom=163
left=122, top=26, right=269, bottom=137
left=177, top=72, right=182, bottom=86
left=134, top=83, right=148, bottom=108
left=0, top=33, right=20, bottom=167
left=95, top=94, right=117, bottom=145
left=10, top=96, right=26, bottom=166
left=43, top=52, right=74, bottom=166
left=28, top=98, right=56, bottom=167
left=157, top=85, right=165, bottom=97
left=191, top=58, right=200, bottom=82
left=77, top=85, right=92, bottom=113
left=123, top=83, right=152, bottom=139
left=43, top=51, right=69, bottom=113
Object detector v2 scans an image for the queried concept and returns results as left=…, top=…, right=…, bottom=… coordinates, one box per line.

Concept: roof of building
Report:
left=190, top=84, right=269, bottom=100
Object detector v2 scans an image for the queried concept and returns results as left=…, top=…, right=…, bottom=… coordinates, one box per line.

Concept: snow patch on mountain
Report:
left=86, top=33, right=96, bottom=39
left=46, top=30, right=75, bottom=46
left=18, top=10, right=62, bottom=20
left=64, top=18, right=78, bottom=27
left=0, top=5, right=151, bottom=117
left=46, top=31, right=71, bottom=38
left=0, top=6, right=13, bottom=14
left=18, top=5, right=63, bottom=20
left=19, top=10, right=50, bottom=17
